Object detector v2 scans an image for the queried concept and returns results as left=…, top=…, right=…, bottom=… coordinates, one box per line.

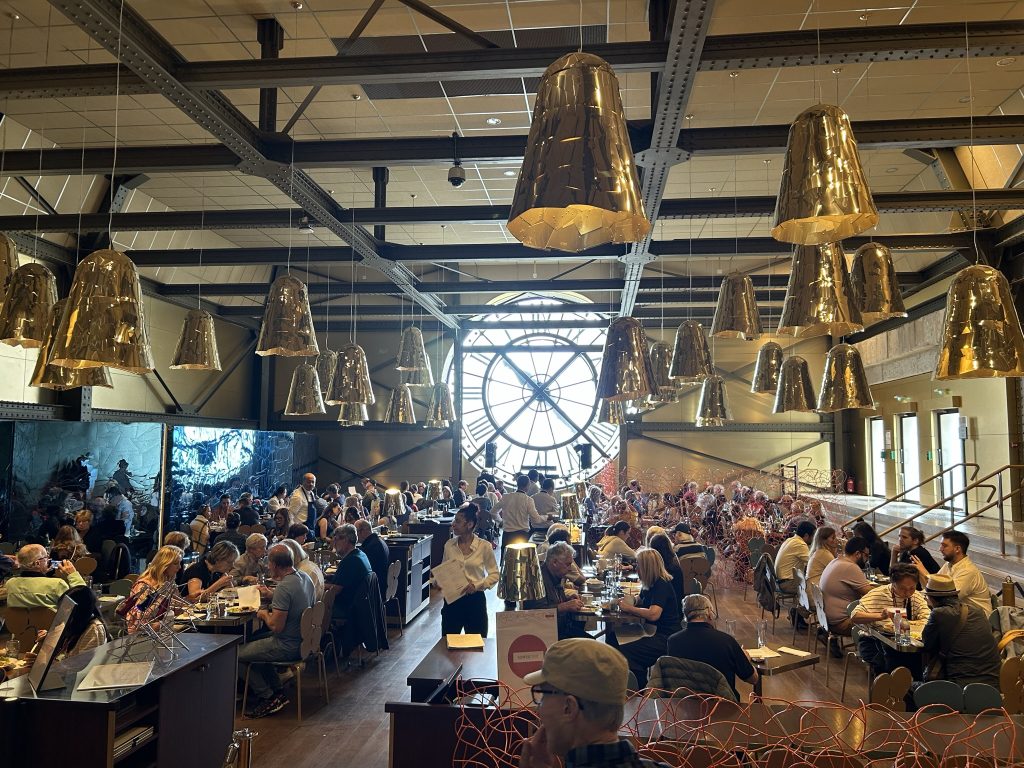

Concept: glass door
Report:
left=869, top=417, right=886, bottom=498
left=936, top=410, right=967, bottom=512
left=899, top=414, right=920, bottom=502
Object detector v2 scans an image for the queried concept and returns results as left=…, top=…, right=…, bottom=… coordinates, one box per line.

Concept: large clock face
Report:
left=448, top=298, right=619, bottom=484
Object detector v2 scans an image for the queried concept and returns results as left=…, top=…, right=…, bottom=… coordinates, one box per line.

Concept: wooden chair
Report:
left=680, top=555, right=718, bottom=616
left=761, top=555, right=798, bottom=633
left=842, top=602, right=873, bottom=703
left=869, top=666, right=913, bottom=712
left=250, top=524, right=266, bottom=536
left=811, top=584, right=855, bottom=687
left=2, top=606, right=56, bottom=650
left=383, top=560, right=404, bottom=635
left=791, top=570, right=819, bottom=651
left=743, top=537, right=766, bottom=600
left=108, top=579, right=134, bottom=597
left=999, top=656, right=1023, bottom=713
left=241, top=601, right=330, bottom=722
left=320, top=585, right=341, bottom=675
left=124, top=573, right=140, bottom=583
left=75, top=556, right=98, bottom=577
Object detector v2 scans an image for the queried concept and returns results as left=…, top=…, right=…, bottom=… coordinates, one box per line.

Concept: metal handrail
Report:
left=844, top=462, right=980, bottom=529
left=922, top=472, right=1024, bottom=556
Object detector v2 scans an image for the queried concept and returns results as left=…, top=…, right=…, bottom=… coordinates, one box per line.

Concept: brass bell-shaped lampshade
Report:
left=598, top=398, right=626, bottom=425
left=772, top=356, right=816, bottom=414
left=596, top=317, right=655, bottom=402
left=0, top=263, right=57, bottom=348
left=777, top=242, right=863, bottom=338
left=0, top=233, right=21, bottom=310
left=400, top=365, right=434, bottom=388
left=712, top=273, right=763, bottom=340
left=817, top=343, right=875, bottom=412
left=395, top=326, right=433, bottom=379
left=751, top=341, right=784, bottom=394
left=49, top=248, right=154, bottom=373
left=669, top=321, right=714, bottom=384
left=771, top=103, right=879, bottom=245
left=649, top=341, right=678, bottom=403
left=169, top=309, right=221, bottom=371
left=326, top=343, right=375, bottom=406
left=935, top=265, right=1024, bottom=379
left=507, top=52, right=649, bottom=252
left=314, top=349, right=339, bottom=397
left=284, top=362, right=326, bottom=416
left=424, top=382, right=456, bottom=428
left=337, top=402, right=369, bottom=427
left=30, top=299, right=112, bottom=390
left=851, top=242, right=907, bottom=325
left=384, top=384, right=417, bottom=424
left=256, top=274, right=319, bottom=357
left=696, top=374, right=732, bottom=427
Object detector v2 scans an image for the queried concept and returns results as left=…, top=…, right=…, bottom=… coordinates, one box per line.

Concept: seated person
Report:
left=183, top=540, right=239, bottom=602
left=287, top=523, right=310, bottom=545
left=218, top=512, right=248, bottom=553
left=50, top=525, right=88, bottom=562
left=667, top=594, right=758, bottom=699
left=919, top=574, right=1000, bottom=690
left=851, top=562, right=930, bottom=678
left=852, top=521, right=891, bottom=576
left=238, top=544, right=315, bottom=719
left=31, top=585, right=108, bottom=659
left=280, top=538, right=324, bottom=600
left=523, top=541, right=589, bottom=640
left=189, top=505, right=211, bottom=555
left=931, top=530, right=992, bottom=615
left=890, top=525, right=939, bottom=581
left=818, top=536, right=874, bottom=637
left=774, top=521, right=816, bottom=595
left=236, top=494, right=260, bottom=527
left=6, top=544, right=86, bottom=609
left=124, top=546, right=183, bottom=634
left=268, top=508, right=291, bottom=543
left=596, top=521, right=637, bottom=560
left=355, top=519, right=389, bottom=593
left=672, top=522, right=705, bottom=559
left=326, top=524, right=371, bottom=656
left=230, top=533, right=269, bottom=584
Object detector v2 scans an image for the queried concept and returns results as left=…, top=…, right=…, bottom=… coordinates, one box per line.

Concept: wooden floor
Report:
left=245, top=574, right=868, bottom=768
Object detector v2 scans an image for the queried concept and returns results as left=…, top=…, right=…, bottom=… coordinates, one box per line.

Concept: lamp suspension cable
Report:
left=965, top=19, right=979, bottom=264
left=197, top=175, right=205, bottom=308
left=350, top=203, right=357, bottom=344
left=32, top=6, right=55, bottom=262
left=106, top=0, right=128, bottom=241
left=286, top=138, right=296, bottom=274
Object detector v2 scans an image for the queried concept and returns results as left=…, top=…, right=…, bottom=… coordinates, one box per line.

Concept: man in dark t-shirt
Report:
left=667, top=594, right=758, bottom=698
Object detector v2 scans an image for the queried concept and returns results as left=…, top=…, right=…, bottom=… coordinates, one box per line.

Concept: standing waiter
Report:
left=288, top=473, right=318, bottom=530
left=493, top=475, right=549, bottom=608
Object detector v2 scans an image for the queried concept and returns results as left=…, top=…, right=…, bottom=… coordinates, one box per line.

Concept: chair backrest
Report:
left=250, top=524, right=266, bottom=536
left=702, top=545, right=716, bottom=567
left=914, top=680, right=964, bottom=711
left=299, top=601, right=326, bottom=659
left=688, top=555, right=712, bottom=590
left=811, top=583, right=830, bottom=631
left=100, top=539, right=116, bottom=562
left=1000, top=656, right=1023, bottom=714
left=962, top=682, right=1003, bottom=714
left=108, top=578, right=134, bottom=597
left=385, top=559, right=402, bottom=602
left=1, top=605, right=56, bottom=650
left=648, top=656, right=738, bottom=701
left=870, top=666, right=913, bottom=712
left=237, top=525, right=251, bottom=535
left=106, top=543, right=131, bottom=581
left=762, top=543, right=778, bottom=561
left=322, top=584, right=340, bottom=620
left=76, top=556, right=97, bottom=577
left=748, top=537, right=765, bottom=562
left=796, top=570, right=812, bottom=612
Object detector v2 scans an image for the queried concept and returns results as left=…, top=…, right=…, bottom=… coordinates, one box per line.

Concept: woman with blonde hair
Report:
left=806, top=526, right=839, bottom=589
left=50, top=524, right=88, bottom=561
left=123, top=545, right=183, bottom=634
left=611, top=547, right=682, bottom=687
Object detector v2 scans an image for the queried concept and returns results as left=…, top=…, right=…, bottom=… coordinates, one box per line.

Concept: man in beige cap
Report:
left=519, top=638, right=670, bottom=768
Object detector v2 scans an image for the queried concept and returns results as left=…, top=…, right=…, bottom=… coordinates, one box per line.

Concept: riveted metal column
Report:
left=257, top=18, right=285, bottom=133
left=451, top=327, right=464, bottom=481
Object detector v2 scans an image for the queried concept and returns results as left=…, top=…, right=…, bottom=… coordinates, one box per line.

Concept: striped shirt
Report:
left=853, top=583, right=930, bottom=625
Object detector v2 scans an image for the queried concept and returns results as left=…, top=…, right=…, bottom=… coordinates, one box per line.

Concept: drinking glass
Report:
left=725, top=619, right=738, bottom=641
left=756, top=619, right=768, bottom=649
left=5, top=638, right=20, bottom=658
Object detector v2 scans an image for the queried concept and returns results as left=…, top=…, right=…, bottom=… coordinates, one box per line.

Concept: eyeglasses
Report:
left=530, top=686, right=584, bottom=709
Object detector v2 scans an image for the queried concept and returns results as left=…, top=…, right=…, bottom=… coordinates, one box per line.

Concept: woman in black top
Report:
left=852, top=521, right=891, bottom=576
left=183, top=540, right=239, bottom=601
left=646, top=533, right=685, bottom=604
left=611, top=548, right=682, bottom=687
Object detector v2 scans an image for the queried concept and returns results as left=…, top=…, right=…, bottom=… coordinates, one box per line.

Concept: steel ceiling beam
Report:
left=46, top=0, right=456, bottom=329
left=2, top=21, right=1018, bottom=100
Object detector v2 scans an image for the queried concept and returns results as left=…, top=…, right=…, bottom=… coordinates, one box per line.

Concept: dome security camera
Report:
left=448, top=161, right=466, bottom=188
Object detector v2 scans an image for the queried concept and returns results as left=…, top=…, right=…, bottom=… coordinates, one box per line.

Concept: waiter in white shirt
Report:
left=494, top=475, right=549, bottom=548
left=288, top=473, right=318, bottom=530
left=532, top=478, right=559, bottom=517
left=439, top=504, right=499, bottom=637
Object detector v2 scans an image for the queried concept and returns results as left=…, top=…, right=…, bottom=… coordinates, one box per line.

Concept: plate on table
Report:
left=227, top=606, right=252, bottom=615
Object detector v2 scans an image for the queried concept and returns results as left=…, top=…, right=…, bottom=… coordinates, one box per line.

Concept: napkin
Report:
left=776, top=646, right=813, bottom=657
left=746, top=647, right=781, bottom=660
left=237, top=585, right=261, bottom=611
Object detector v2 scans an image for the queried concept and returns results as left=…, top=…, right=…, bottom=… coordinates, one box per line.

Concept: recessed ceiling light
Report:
left=886, top=167, right=899, bottom=173
left=486, top=117, right=502, bottom=126
left=997, top=57, right=1016, bottom=67
left=503, top=170, right=517, bottom=177
left=958, top=96, right=974, bottom=103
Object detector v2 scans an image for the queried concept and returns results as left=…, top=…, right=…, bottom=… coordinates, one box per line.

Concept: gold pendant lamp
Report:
left=424, top=382, right=456, bottom=428
left=712, top=273, right=762, bottom=340
left=170, top=309, right=221, bottom=370
left=751, top=341, right=784, bottom=394
left=0, top=234, right=20, bottom=309
left=256, top=274, right=319, bottom=357
left=777, top=242, right=863, bottom=338
left=772, top=356, right=816, bottom=413
left=649, top=341, right=678, bottom=403
left=326, top=343, right=375, bottom=406
left=0, top=263, right=57, bottom=348
left=596, top=317, right=656, bottom=402
left=935, top=264, right=1024, bottom=380
left=284, top=361, right=326, bottom=416
left=817, top=343, right=875, bottom=412
left=771, top=103, right=878, bottom=245
left=395, top=326, right=433, bottom=382
left=851, top=242, right=907, bottom=325
left=50, top=248, right=154, bottom=373
left=30, top=299, right=112, bottom=390
left=400, top=366, right=434, bottom=388
left=668, top=320, right=714, bottom=384
left=507, top=53, right=650, bottom=252
left=337, top=402, right=368, bottom=427
left=384, top=384, right=417, bottom=425
left=598, top=399, right=626, bottom=425
left=314, top=349, right=339, bottom=397
left=696, top=374, right=732, bottom=427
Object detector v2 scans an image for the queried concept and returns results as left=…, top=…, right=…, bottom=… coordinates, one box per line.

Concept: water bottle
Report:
left=893, top=608, right=909, bottom=646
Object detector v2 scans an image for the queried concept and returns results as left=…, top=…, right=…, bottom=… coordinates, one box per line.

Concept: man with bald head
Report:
left=6, top=544, right=86, bottom=609
left=288, top=472, right=318, bottom=529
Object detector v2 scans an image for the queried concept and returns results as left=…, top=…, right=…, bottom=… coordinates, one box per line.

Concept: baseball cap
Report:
left=522, top=638, right=628, bottom=705
left=924, top=574, right=958, bottom=596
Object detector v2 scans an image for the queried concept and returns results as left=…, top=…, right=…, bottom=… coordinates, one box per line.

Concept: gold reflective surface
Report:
left=772, top=356, right=816, bottom=413
left=30, top=299, right=112, bottom=390
left=257, top=274, right=319, bottom=357
left=400, top=365, right=434, bottom=388
left=851, top=242, right=907, bottom=325
left=598, top=398, right=626, bottom=425
left=649, top=341, right=679, bottom=403
left=395, top=326, right=432, bottom=377
left=935, top=264, right=1024, bottom=379
left=0, top=263, right=57, bottom=348
left=327, top=343, right=375, bottom=405
left=337, top=402, right=369, bottom=427
left=314, top=349, right=339, bottom=397
left=0, top=234, right=20, bottom=313
left=284, top=362, right=326, bottom=416
left=696, top=374, right=732, bottom=427
left=751, top=341, right=784, bottom=394
left=771, top=103, right=878, bottom=245
left=669, top=320, right=714, bottom=384
left=424, top=382, right=456, bottom=428
left=497, top=543, right=545, bottom=602
left=508, top=53, right=649, bottom=252
left=817, top=343, right=875, bottom=412
left=596, top=317, right=655, bottom=402
left=170, top=309, right=221, bottom=371
left=575, top=481, right=587, bottom=501
left=426, top=479, right=442, bottom=501
left=50, top=248, right=154, bottom=373
left=712, top=273, right=763, bottom=340
left=777, top=242, right=863, bottom=338
left=561, top=493, right=580, bottom=519
left=383, top=384, right=417, bottom=424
